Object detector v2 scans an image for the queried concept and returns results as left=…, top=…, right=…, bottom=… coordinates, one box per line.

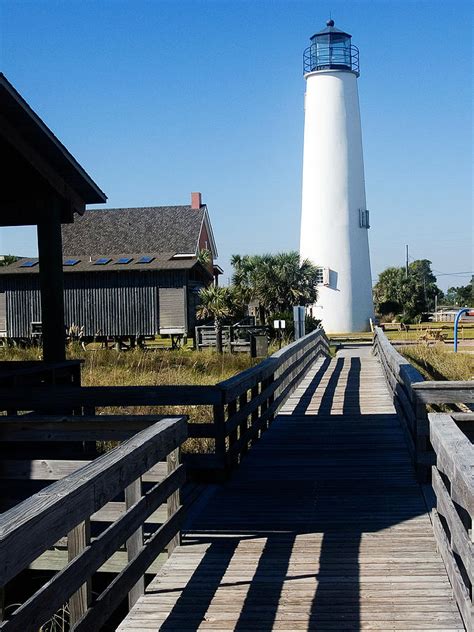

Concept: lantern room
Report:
left=303, top=19, right=359, bottom=75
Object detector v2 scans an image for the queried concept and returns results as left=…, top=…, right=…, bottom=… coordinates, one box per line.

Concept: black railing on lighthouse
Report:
left=303, top=44, right=360, bottom=74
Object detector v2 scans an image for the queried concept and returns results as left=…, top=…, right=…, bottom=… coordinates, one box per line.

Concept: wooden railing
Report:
left=216, top=327, right=329, bottom=469
left=0, top=416, right=187, bottom=631
left=194, top=324, right=269, bottom=353
left=0, top=328, right=329, bottom=479
left=429, top=412, right=473, bottom=632
left=373, top=326, right=474, bottom=481
left=194, top=325, right=231, bottom=350
left=0, top=360, right=81, bottom=387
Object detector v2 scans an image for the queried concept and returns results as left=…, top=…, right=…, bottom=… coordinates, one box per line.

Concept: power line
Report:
left=406, top=254, right=472, bottom=278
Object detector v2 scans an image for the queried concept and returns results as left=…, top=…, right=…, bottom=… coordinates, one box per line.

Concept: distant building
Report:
left=0, top=192, right=220, bottom=343
left=433, top=310, right=474, bottom=323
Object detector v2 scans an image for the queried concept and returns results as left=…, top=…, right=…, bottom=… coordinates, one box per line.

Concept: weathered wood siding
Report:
left=0, top=291, right=7, bottom=335
left=0, top=271, right=200, bottom=338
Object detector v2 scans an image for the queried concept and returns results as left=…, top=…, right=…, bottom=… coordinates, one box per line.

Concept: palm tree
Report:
left=197, top=285, right=233, bottom=353
left=231, top=252, right=319, bottom=324
left=197, top=248, right=212, bottom=266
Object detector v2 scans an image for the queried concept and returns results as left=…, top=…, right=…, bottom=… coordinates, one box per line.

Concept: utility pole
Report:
left=405, top=245, right=409, bottom=279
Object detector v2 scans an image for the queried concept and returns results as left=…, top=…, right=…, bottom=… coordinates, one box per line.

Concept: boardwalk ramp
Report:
left=119, top=346, right=464, bottom=631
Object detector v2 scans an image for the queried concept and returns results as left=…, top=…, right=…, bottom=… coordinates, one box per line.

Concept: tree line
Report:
left=197, top=252, right=320, bottom=351
left=198, top=254, right=472, bottom=347
left=373, top=259, right=472, bottom=322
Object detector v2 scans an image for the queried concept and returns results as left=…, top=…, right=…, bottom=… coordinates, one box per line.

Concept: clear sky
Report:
left=0, top=0, right=472, bottom=291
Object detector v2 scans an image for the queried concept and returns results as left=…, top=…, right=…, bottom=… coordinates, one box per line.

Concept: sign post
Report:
left=293, top=306, right=306, bottom=341
left=273, top=319, right=286, bottom=349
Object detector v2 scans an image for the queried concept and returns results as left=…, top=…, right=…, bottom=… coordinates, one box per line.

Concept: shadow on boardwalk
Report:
left=132, top=350, right=460, bottom=631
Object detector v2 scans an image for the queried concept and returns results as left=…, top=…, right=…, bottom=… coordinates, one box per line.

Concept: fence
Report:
left=195, top=324, right=268, bottom=353
left=0, top=416, right=187, bottom=630
left=0, top=360, right=81, bottom=387
left=373, top=326, right=474, bottom=481
left=429, top=412, right=473, bottom=632
left=0, top=328, right=329, bottom=480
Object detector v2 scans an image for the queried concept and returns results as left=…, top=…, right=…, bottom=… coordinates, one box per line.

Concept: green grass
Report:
left=384, top=322, right=474, bottom=342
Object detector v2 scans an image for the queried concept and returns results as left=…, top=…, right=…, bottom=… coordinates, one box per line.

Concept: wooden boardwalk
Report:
left=119, top=346, right=464, bottom=631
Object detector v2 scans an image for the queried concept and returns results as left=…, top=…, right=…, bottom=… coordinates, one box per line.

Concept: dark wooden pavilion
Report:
left=0, top=73, right=106, bottom=361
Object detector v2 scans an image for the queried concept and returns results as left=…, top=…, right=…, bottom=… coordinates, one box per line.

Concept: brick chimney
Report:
left=191, top=192, right=202, bottom=209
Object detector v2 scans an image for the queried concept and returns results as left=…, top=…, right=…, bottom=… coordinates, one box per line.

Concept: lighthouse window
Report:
left=359, top=209, right=370, bottom=228
left=315, top=267, right=330, bottom=285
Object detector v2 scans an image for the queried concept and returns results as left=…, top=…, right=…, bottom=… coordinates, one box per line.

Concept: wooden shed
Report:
left=0, top=193, right=219, bottom=343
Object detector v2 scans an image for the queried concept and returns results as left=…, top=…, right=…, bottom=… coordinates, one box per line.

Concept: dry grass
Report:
left=0, top=344, right=255, bottom=385
left=0, top=345, right=256, bottom=453
left=399, top=344, right=474, bottom=381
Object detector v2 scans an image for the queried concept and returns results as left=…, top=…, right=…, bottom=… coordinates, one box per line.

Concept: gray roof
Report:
left=61, top=205, right=207, bottom=257
left=0, top=253, right=211, bottom=276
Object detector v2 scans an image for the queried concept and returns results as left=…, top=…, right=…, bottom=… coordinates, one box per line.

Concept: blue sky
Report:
left=0, top=0, right=472, bottom=291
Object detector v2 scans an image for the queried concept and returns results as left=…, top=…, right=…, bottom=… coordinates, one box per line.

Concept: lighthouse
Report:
left=299, top=20, right=374, bottom=333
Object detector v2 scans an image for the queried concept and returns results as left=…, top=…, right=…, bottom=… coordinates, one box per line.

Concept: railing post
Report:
left=213, top=397, right=227, bottom=476
left=414, top=398, right=430, bottom=483
left=267, top=373, right=275, bottom=428
left=125, top=477, right=145, bottom=608
left=167, top=448, right=182, bottom=554
left=260, top=376, right=269, bottom=435
left=239, top=390, right=249, bottom=458
left=68, top=519, right=91, bottom=625
left=227, top=398, right=238, bottom=467
left=250, top=384, right=259, bottom=447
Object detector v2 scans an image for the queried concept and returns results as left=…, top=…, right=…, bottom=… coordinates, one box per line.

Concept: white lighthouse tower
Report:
left=300, top=20, right=374, bottom=333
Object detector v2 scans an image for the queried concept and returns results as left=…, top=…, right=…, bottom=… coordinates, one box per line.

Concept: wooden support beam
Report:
left=125, top=478, right=145, bottom=608
left=166, top=448, right=181, bottom=555
left=37, top=197, right=66, bottom=362
left=68, top=519, right=91, bottom=625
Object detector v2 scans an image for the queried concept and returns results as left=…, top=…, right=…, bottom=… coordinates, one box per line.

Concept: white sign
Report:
left=273, top=320, right=286, bottom=329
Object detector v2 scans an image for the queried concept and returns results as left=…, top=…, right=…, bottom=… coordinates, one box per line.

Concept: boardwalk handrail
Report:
left=0, top=328, right=329, bottom=478
left=429, top=412, right=473, bottom=632
left=373, top=326, right=474, bottom=480
left=0, top=416, right=187, bottom=631
left=216, top=328, right=330, bottom=468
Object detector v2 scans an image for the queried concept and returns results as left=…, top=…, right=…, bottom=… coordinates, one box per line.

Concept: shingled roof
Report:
left=0, top=253, right=211, bottom=275
left=61, top=204, right=216, bottom=257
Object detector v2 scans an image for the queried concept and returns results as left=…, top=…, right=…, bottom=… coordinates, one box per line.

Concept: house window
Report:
left=359, top=209, right=370, bottom=228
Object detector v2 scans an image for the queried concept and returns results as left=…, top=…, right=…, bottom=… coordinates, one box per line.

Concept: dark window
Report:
left=116, top=257, right=133, bottom=264
left=20, top=260, right=39, bottom=267
left=94, top=257, right=111, bottom=265
left=137, top=256, right=154, bottom=264
left=64, top=258, right=80, bottom=266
